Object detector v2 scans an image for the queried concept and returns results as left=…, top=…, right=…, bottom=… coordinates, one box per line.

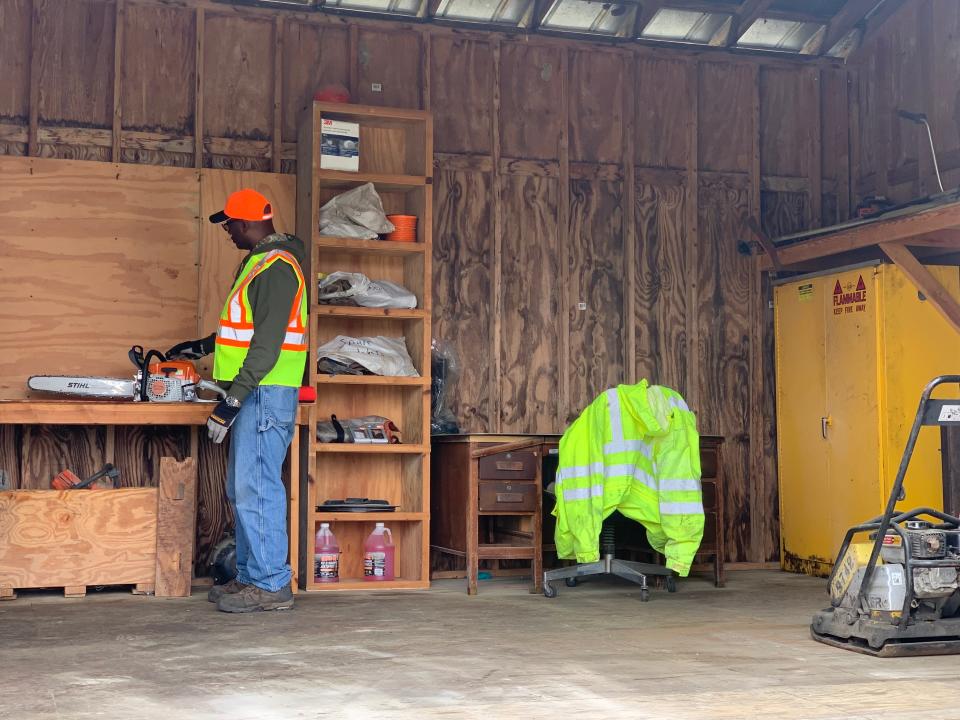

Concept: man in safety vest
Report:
left=166, top=188, right=307, bottom=613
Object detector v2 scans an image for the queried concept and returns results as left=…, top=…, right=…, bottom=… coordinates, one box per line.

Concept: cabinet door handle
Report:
left=821, top=416, right=832, bottom=439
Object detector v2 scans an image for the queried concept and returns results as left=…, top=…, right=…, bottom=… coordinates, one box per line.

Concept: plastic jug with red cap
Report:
left=363, top=523, right=395, bottom=581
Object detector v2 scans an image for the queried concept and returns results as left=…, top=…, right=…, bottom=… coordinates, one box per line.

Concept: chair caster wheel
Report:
left=543, top=583, right=558, bottom=598
left=640, top=588, right=651, bottom=602
left=666, top=576, right=677, bottom=593
left=565, top=578, right=579, bottom=588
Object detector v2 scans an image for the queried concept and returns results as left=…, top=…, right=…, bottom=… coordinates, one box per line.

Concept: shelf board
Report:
left=315, top=170, right=427, bottom=192
left=315, top=306, right=428, bottom=320
left=315, top=236, right=426, bottom=255
left=316, top=375, right=429, bottom=387
left=311, top=512, right=425, bottom=522
left=304, top=578, right=428, bottom=592
left=0, top=401, right=311, bottom=426
left=314, top=102, right=431, bottom=124
left=317, top=443, right=427, bottom=454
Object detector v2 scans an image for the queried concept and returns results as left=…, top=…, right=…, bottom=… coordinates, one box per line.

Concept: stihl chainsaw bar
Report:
left=28, top=376, right=136, bottom=398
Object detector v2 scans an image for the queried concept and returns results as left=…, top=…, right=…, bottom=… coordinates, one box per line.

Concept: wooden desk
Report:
left=431, top=434, right=559, bottom=595
left=433, top=433, right=725, bottom=591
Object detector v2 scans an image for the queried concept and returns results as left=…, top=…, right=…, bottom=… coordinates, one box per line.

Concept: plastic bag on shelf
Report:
left=317, top=335, right=418, bottom=377
left=318, top=183, right=395, bottom=239
left=317, top=271, right=417, bottom=309
left=430, top=338, right=461, bottom=435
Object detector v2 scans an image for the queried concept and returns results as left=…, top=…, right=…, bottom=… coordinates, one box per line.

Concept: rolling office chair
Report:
left=541, top=487, right=676, bottom=602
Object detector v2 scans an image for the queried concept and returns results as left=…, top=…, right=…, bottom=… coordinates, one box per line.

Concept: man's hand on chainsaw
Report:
left=166, top=333, right=216, bottom=360
left=207, top=396, right=241, bottom=444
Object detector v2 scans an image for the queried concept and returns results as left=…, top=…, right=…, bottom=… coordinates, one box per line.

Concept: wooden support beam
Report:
left=759, top=203, right=960, bottom=270
left=112, top=0, right=125, bottom=164
left=808, top=67, right=822, bottom=228
left=857, top=0, right=908, bottom=52
left=821, top=0, right=882, bottom=56
left=684, top=59, right=699, bottom=412
left=558, top=47, right=570, bottom=428
left=623, top=53, right=637, bottom=385
left=729, top=0, right=775, bottom=46
left=28, top=0, right=40, bottom=157
left=491, top=39, right=503, bottom=432
left=880, top=242, right=960, bottom=335
left=271, top=15, right=283, bottom=173
left=194, top=7, right=204, bottom=170
left=748, top=62, right=763, bottom=565
left=904, top=230, right=960, bottom=248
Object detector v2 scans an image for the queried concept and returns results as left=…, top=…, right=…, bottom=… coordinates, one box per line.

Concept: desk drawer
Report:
left=478, top=451, right=538, bottom=480
left=701, top=448, right=718, bottom=479
left=478, top=481, right=537, bottom=512
left=701, top=479, right=717, bottom=511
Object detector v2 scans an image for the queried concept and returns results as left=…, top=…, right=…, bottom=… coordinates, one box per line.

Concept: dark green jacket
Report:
left=221, top=232, right=306, bottom=402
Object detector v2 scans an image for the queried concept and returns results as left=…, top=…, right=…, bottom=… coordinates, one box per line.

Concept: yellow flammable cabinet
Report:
left=775, top=261, right=960, bottom=577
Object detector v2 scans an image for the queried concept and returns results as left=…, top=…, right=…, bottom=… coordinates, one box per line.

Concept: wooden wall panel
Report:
left=356, top=30, right=421, bottom=109
left=635, top=58, right=692, bottom=171
left=760, top=68, right=808, bottom=178
left=432, top=169, right=493, bottom=431
left=20, top=426, right=105, bottom=490
left=500, top=174, right=559, bottom=433
left=430, top=37, right=493, bottom=155
left=635, top=181, right=687, bottom=394
left=122, top=4, right=194, bottom=135
left=113, top=427, right=189, bottom=488
left=0, top=427, right=19, bottom=489
left=568, top=51, right=624, bottom=165
left=0, top=0, right=31, bottom=123
left=35, top=0, right=114, bottom=128
left=197, top=168, right=296, bottom=377
left=0, top=157, right=199, bottom=400
left=203, top=14, right=273, bottom=141
left=698, top=62, right=753, bottom=174
left=282, top=21, right=350, bottom=143
left=499, top=43, right=562, bottom=161
left=566, top=179, right=624, bottom=421
left=697, top=175, right=751, bottom=562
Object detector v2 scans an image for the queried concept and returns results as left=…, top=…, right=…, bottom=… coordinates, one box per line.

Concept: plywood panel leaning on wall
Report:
left=0, top=156, right=200, bottom=400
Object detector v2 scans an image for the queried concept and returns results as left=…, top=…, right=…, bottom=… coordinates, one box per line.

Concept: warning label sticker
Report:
left=833, top=275, right=868, bottom=316
left=798, top=283, right=814, bottom=302
left=938, top=405, right=960, bottom=423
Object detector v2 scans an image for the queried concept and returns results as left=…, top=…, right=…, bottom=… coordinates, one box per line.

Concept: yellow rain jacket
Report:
left=552, top=381, right=704, bottom=576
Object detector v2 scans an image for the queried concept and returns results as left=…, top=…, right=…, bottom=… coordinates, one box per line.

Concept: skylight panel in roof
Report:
left=737, top=17, right=824, bottom=52
left=323, top=0, right=423, bottom=16
left=540, top=0, right=632, bottom=36
left=641, top=8, right=729, bottom=44
left=433, top=0, right=531, bottom=25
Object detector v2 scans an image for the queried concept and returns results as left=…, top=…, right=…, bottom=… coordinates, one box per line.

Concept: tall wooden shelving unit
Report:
left=296, top=102, right=432, bottom=591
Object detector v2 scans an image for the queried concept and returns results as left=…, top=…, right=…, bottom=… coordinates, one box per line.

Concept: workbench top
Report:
left=0, top=400, right=312, bottom=425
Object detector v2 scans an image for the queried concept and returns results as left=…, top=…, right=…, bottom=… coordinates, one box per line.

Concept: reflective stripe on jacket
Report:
left=213, top=249, right=307, bottom=387
left=552, top=381, right=704, bottom=576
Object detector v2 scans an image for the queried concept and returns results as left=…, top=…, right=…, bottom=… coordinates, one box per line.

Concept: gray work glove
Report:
left=207, top=397, right=241, bottom=444
left=166, top=333, right=216, bottom=360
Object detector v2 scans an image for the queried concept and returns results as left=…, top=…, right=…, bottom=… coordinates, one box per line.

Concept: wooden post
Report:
left=809, top=67, right=822, bottom=228
left=623, top=50, right=637, bottom=385
left=272, top=15, right=283, bottom=174
left=112, top=0, right=125, bottom=164
left=558, top=47, right=570, bottom=428
left=194, top=7, right=205, bottom=170
left=154, top=457, right=198, bottom=597
left=684, top=59, right=700, bottom=411
left=748, top=63, right=764, bottom=565
left=491, top=39, right=503, bottom=433
left=28, top=0, right=41, bottom=157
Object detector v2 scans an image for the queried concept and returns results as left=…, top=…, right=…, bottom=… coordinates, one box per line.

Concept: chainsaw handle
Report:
left=197, top=380, right=228, bottom=399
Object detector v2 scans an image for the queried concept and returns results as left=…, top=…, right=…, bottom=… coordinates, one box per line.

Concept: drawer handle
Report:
left=496, top=493, right=524, bottom=503
left=495, top=461, right=524, bottom=471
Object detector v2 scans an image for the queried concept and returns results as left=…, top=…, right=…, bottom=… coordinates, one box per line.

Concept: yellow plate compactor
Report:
left=811, top=376, right=960, bottom=657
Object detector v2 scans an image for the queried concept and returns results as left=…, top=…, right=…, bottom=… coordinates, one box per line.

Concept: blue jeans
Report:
left=226, top=385, right=297, bottom=592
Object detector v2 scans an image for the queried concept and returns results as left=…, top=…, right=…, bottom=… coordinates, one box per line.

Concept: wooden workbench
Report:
left=0, top=400, right=310, bottom=590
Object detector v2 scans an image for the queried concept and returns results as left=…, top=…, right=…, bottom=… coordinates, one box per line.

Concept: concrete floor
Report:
left=2, top=571, right=960, bottom=720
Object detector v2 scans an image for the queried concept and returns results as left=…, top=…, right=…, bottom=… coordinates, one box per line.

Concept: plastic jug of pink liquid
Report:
left=363, top=522, right=395, bottom=581
left=314, top=523, right=340, bottom=583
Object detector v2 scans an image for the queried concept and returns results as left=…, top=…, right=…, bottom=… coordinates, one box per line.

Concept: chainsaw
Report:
left=28, top=345, right=226, bottom=402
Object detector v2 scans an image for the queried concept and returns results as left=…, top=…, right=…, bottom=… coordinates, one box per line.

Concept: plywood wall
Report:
left=849, top=1, right=953, bottom=205
left=0, top=0, right=849, bottom=563
left=0, top=154, right=295, bottom=567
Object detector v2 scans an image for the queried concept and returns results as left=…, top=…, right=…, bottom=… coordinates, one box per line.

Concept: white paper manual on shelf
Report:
left=318, top=271, right=417, bottom=309
left=317, top=336, right=418, bottom=377
left=318, top=183, right=394, bottom=240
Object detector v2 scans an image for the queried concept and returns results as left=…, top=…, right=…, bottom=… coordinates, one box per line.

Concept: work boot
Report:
left=217, top=584, right=294, bottom=613
left=207, top=578, right=248, bottom=603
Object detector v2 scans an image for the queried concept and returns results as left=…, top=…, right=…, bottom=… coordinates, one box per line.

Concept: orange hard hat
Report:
left=208, top=188, right=274, bottom=224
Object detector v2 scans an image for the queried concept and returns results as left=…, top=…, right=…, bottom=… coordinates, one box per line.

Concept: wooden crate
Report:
left=0, top=457, right=196, bottom=600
